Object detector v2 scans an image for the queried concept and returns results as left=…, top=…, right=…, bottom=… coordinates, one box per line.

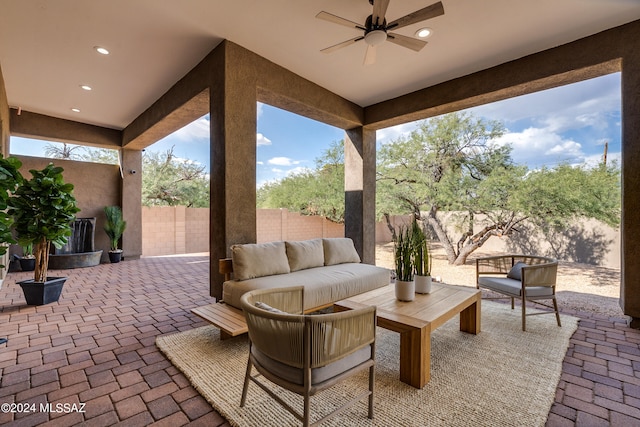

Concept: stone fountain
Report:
left=48, top=218, right=103, bottom=269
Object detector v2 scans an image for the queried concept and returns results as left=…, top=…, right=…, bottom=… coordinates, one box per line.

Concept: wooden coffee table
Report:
left=334, top=282, right=481, bottom=389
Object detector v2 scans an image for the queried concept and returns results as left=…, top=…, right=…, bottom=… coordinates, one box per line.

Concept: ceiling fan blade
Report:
left=316, top=11, right=365, bottom=30
left=387, top=32, right=427, bottom=52
left=321, top=37, right=364, bottom=54
left=387, top=1, right=444, bottom=31
left=372, top=0, right=390, bottom=26
left=364, top=44, right=377, bottom=65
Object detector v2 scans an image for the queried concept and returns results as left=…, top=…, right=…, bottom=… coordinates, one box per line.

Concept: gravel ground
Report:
left=375, top=242, right=624, bottom=318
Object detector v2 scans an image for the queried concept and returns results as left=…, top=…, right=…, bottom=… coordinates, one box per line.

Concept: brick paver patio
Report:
left=0, top=255, right=638, bottom=426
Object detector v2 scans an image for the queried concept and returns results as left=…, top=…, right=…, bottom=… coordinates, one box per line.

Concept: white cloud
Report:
left=286, top=167, right=312, bottom=176
left=257, top=161, right=264, bottom=165
left=377, top=122, right=419, bottom=145
left=256, top=133, right=272, bottom=146
left=495, top=127, right=585, bottom=166
left=172, top=117, right=210, bottom=140
left=257, top=102, right=264, bottom=119
left=469, top=73, right=621, bottom=128
left=271, top=168, right=284, bottom=174
left=268, top=157, right=301, bottom=166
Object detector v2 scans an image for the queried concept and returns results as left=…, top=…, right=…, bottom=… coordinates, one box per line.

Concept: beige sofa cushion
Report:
left=323, top=238, right=361, bottom=265
left=231, top=241, right=290, bottom=280
left=285, top=239, right=324, bottom=272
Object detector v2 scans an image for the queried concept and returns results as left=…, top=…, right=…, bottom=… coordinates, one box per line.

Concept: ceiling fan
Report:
left=316, top=0, right=444, bottom=65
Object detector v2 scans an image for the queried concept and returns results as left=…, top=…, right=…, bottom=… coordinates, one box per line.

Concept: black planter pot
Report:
left=108, top=250, right=123, bottom=263
left=19, top=257, right=36, bottom=272
left=18, top=277, right=67, bottom=306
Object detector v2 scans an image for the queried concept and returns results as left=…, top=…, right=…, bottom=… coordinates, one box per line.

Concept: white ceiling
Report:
left=1, top=0, right=639, bottom=130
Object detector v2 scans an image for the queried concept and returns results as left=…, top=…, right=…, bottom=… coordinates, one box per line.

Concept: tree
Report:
left=142, top=147, right=209, bottom=208
left=377, top=111, right=620, bottom=265
left=257, top=140, right=345, bottom=223
left=44, top=142, right=85, bottom=160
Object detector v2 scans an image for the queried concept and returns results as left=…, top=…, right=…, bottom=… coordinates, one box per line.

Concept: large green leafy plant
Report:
left=0, top=155, right=24, bottom=269
left=104, top=205, right=127, bottom=251
left=9, top=163, right=80, bottom=282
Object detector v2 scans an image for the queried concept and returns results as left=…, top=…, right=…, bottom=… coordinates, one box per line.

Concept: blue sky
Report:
left=11, top=72, right=621, bottom=185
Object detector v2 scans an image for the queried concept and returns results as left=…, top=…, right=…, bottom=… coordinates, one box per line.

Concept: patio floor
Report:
left=0, top=255, right=639, bottom=426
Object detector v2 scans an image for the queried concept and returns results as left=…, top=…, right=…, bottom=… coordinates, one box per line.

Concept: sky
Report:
left=11, top=72, right=621, bottom=185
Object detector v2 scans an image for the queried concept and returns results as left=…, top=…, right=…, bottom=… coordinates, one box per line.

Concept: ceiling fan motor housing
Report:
left=364, top=15, right=388, bottom=46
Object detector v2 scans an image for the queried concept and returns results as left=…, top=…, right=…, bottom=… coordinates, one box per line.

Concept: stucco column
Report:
left=120, top=148, right=142, bottom=259
left=209, top=62, right=258, bottom=300
left=621, top=54, right=640, bottom=326
left=344, top=127, right=376, bottom=264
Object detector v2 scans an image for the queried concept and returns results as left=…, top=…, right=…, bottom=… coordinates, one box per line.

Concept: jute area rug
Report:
left=157, top=301, right=578, bottom=427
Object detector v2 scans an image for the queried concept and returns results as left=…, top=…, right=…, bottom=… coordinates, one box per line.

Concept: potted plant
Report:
left=411, top=219, right=432, bottom=294
left=0, top=155, right=23, bottom=343
left=18, top=242, right=36, bottom=272
left=9, top=163, right=80, bottom=305
left=393, top=224, right=414, bottom=301
left=104, top=205, right=126, bottom=263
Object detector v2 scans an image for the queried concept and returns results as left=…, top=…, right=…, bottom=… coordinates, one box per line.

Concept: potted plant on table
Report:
left=393, top=224, right=415, bottom=301
left=104, top=205, right=126, bottom=263
left=9, top=163, right=80, bottom=305
left=411, top=219, right=432, bottom=294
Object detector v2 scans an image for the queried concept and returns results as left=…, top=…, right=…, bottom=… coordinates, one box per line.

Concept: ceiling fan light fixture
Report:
left=415, top=27, right=433, bottom=39
left=364, top=30, right=387, bottom=46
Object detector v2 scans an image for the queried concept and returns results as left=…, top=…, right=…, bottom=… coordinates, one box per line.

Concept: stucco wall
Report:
left=142, top=207, right=344, bottom=256
left=376, top=214, right=621, bottom=269
left=13, top=155, right=121, bottom=262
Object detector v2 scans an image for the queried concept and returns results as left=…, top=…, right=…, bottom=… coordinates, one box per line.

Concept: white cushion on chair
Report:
left=251, top=345, right=372, bottom=386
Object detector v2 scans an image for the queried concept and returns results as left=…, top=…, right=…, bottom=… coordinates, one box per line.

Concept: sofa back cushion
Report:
left=286, top=239, right=325, bottom=272
left=323, top=238, right=361, bottom=266
left=232, top=242, right=291, bottom=280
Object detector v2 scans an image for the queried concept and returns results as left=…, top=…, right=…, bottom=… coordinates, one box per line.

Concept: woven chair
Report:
left=240, top=286, right=376, bottom=427
left=476, top=255, right=561, bottom=331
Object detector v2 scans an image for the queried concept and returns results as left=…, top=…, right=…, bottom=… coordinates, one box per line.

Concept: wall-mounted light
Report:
left=94, top=46, right=110, bottom=55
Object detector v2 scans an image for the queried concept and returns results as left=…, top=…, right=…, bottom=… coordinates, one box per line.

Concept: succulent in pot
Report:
left=393, top=224, right=415, bottom=301
left=411, top=218, right=432, bottom=294
left=9, top=163, right=80, bottom=305
left=18, top=242, right=36, bottom=272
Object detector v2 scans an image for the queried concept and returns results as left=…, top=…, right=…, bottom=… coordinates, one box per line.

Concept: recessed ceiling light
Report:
left=71, top=108, right=80, bottom=113
left=94, top=46, right=109, bottom=55
left=80, top=85, right=92, bottom=91
left=415, top=28, right=433, bottom=39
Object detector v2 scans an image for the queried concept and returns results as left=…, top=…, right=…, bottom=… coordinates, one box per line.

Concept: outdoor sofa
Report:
left=220, top=237, right=390, bottom=311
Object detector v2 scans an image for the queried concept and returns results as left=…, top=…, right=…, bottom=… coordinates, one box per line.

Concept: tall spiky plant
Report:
left=104, top=206, right=127, bottom=251
left=393, top=225, right=414, bottom=282
left=411, top=219, right=431, bottom=277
